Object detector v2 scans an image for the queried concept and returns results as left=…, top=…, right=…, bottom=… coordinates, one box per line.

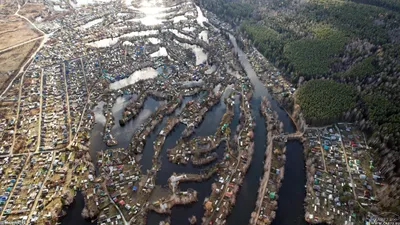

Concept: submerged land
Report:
left=0, top=0, right=399, bottom=224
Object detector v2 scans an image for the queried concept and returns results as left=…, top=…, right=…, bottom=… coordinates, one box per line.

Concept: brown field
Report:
left=0, top=40, right=41, bottom=92
left=19, top=3, right=46, bottom=21
left=0, top=1, right=18, bottom=17
left=0, top=15, right=41, bottom=50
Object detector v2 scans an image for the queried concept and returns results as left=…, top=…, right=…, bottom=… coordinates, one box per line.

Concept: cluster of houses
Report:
left=304, top=124, right=381, bottom=224
left=0, top=77, right=23, bottom=154
left=0, top=0, right=263, bottom=223
left=0, top=152, right=64, bottom=224
left=250, top=98, right=286, bottom=225
left=202, top=90, right=254, bottom=225
left=97, top=148, right=146, bottom=223
left=247, top=47, right=295, bottom=99
left=40, top=65, right=70, bottom=150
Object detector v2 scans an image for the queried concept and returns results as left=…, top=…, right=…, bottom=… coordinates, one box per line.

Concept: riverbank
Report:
left=249, top=96, right=286, bottom=225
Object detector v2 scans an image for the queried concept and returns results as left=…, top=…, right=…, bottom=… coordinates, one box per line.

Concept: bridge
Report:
left=272, top=132, right=304, bottom=142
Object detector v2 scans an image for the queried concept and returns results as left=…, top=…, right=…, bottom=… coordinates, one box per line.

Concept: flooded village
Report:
left=0, top=0, right=394, bottom=224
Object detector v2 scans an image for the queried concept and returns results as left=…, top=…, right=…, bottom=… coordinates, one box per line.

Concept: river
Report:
left=144, top=33, right=307, bottom=225
left=226, top=34, right=307, bottom=225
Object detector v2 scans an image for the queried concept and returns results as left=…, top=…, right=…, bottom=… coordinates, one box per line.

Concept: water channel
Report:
left=61, top=23, right=307, bottom=225
left=226, top=34, right=307, bottom=225
left=146, top=91, right=230, bottom=224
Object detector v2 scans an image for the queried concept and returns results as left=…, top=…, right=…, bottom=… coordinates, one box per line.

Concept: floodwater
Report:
left=63, top=7, right=307, bottom=225
left=199, top=30, right=209, bottom=43
left=195, top=4, right=208, bottom=27
left=111, top=95, right=160, bottom=149
left=60, top=192, right=96, bottom=225
left=144, top=90, right=234, bottom=225
left=150, top=47, right=168, bottom=58
left=226, top=34, right=306, bottom=225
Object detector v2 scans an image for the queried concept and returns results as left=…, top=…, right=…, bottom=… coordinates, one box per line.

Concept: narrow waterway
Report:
left=112, top=95, right=160, bottom=149
left=226, top=34, right=306, bottom=225
left=140, top=95, right=198, bottom=174
left=89, top=101, right=107, bottom=168
left=227, top=94, right=266, bottom=225
left=272, top=141, right=307, bottom=225
left=63, top=18, right=306, bottom=225
left=89, top=95, right=160, bottom=168
left=146, top=90, right=234, bottom=224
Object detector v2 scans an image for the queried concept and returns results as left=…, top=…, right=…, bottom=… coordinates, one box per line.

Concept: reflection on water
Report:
left=92, top=101, right=106, bottom=125
left=60, top=192, right=95, bottom=225
left=226, top=33, right=306, bottom=225
left=272, top=141, right=307, bottom=225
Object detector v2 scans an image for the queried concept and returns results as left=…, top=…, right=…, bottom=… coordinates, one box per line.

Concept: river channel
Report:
left=61, top=22, right=307, bottom=225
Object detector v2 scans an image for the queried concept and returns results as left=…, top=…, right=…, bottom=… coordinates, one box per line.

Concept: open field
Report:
left=0, top=15, right=41, bottom=50
left=19, top=3, right=46, bottom=21
left=0, top=40, right=41, bottom=92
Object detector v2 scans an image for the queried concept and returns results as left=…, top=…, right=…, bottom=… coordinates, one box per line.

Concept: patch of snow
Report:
left=87, top=38, right=119, bottom=48
left=150, top=47, right=168, bottom=58
left=199, top=30, right=208, bottom=43
left=80, top=18, right=103, bottom=29
left=183, top=27, right=196, bottom=32
left=109, top=68, right=158, bottom=90
left=169, top=29, right=192, bottom=40
left=148, top=37, right=160, bottom=44
left=172, top=15, right=187, bottom=23
left=195, top=4, right=208, bottom=27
